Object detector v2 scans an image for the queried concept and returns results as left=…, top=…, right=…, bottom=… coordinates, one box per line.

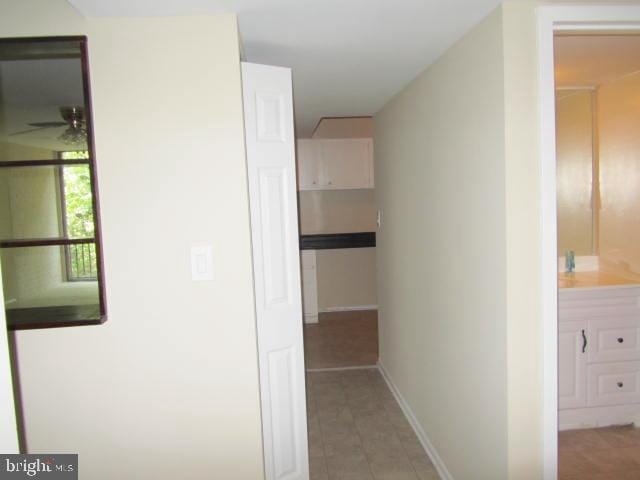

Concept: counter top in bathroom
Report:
left=558, top=271, right=640, bottom=289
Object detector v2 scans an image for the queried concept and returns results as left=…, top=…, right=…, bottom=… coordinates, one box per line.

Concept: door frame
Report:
left=0, top=262, right=19, bottom=453
left=537, top=5, right=640, bottom=479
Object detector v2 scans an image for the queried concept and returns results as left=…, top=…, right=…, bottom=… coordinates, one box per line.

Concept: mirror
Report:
left=0, top=37, right=106, bottom=329
left=556, top=88, right=597, bottom=257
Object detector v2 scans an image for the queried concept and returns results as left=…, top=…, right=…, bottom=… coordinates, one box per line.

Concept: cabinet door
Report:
left=319, top=139, right=373, bottom=189
left=300, top=251, right=318, bottom=323
left=559, top=321, right=588, bottom=409
left=296, top=139, right=322, bottom=190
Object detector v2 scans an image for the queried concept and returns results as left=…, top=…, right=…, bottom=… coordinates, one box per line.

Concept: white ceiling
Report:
left=555, top=34, right=640, bottom=88
left=67, top=0, right=503, bottom=136
left=0, top=58, right=85, bottom=151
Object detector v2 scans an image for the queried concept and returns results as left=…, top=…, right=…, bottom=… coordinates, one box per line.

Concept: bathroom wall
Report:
left=555, top=89, right=595, bottom=256
left=598, top=72, right=640, bottom=277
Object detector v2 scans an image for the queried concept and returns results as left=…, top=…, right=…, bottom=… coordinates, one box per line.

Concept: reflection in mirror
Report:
left=556, top=88, right=597, bottom=257
left=0, top=37, right=105, bottom=329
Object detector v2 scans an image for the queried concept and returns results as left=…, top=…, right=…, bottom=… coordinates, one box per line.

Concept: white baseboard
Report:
left=306, top=365, right=378, bottom=372
left=378, top=362, right=453, bottom=480
left=304, top=314, right=318, bottom=324
left=559, top=404, right=640, bottom=431
left=319, top=304, right=378, bottom=313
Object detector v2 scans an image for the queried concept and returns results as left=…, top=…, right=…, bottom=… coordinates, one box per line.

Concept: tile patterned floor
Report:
left=304, top=311, right=378, bottom=370
left=306, top=368, right=440, bottom=480
left=559, top=425, right=640, bottom=479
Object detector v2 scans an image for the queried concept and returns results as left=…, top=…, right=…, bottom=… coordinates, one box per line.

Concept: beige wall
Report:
left=502, top=3, right=542, bottom=478
left=0, top=141, right=53, bottom=162
left=374, top=7, right=508, bottom=479
left=316, top=248, right=377, bottom=310
left=2, top=165, right=63, bottom=306
left=598, top=72, right=640, bottom=277
left=0, top=146, right=15, bottom=301
left=0, top=143, right=84, bottom=307
left=2, top=2, right=264, bottom=479
left=375, top=3, right=544, bottom=478
left=555, top=90, right=595, bottom=256
left=298, top=189, right=376, bottom=235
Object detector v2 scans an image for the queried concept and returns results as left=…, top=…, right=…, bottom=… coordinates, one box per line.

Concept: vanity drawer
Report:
left=588, top=362, right=640, bottom=407
left=588, top=317, right=640, bottom=363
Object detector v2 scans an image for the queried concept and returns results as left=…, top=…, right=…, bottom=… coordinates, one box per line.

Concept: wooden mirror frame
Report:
left=0, top=36, right=107, bottom=330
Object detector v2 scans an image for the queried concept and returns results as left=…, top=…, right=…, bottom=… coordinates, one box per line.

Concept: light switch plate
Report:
left=191, top=245, right=214, bottom=281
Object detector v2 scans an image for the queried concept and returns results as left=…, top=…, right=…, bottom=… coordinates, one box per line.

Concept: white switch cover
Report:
left=191, top=245, right=214, bottom=281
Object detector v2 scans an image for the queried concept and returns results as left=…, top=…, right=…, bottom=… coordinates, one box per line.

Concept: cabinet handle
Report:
left=582, top=329, right=587, bottom=353
left=618, top=337, right=624, bottom=343
left=618, top=382, right=624, bottom=388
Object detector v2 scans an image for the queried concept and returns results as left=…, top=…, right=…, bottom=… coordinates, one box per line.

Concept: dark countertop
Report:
left=299, top=232, right=376, bottom=250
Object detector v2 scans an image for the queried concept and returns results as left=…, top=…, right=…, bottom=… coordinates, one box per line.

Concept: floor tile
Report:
left=368, top=457, right=419, bottom=480
left=310, top=455, right=329, bottom=480
left=304, top=311, right=378, bottom=369
left=412, top=457, right=439, bottom=480
left=305, top=318, right=437, bottom=479
left=401, top=437, right=429, bottom=462
left=326, top=450, right=373, bottom=477
left=597, top=425, right=640, bottom=449
left=559, top=426, right=640, bottom=479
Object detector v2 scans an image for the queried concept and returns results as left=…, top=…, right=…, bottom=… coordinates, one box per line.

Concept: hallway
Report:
left=306, top=368, right=439, bottom=480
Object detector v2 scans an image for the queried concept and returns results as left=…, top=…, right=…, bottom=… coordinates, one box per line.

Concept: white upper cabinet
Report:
left=296, top=138, right=374, bottom=190
left=297, top=139, right=322, bottom=189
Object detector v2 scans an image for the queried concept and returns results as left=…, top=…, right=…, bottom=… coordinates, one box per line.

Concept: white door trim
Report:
left=537, top=6, right=640, bottom=480
left=0, top=262, right=19, bottom=453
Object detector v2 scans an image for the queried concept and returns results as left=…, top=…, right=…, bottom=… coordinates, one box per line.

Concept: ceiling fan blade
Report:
left=28, top=121, right=67, bottom=128
left=8, top=125, right=54, bottom=136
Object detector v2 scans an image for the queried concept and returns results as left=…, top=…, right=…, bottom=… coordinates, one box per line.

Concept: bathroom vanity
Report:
left=559, top=272, right=640, bottom=430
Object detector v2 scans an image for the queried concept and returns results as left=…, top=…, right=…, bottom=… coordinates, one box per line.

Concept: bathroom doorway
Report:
left=553, top=30, right=640, bottom=480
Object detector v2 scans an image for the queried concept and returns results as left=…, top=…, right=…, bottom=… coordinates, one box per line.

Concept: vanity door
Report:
left=559, top=320, right=588, bottom=409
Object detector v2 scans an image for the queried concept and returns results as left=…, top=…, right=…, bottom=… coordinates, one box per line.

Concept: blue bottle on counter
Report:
left=565, top=250, right=575, bottom=273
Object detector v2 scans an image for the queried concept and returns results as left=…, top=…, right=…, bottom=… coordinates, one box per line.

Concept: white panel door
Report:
left=0, top=262, right=19, bottom=453
left=242, top=62, right=309, bottom=480
left=558, top=321, right=588, bottom=409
